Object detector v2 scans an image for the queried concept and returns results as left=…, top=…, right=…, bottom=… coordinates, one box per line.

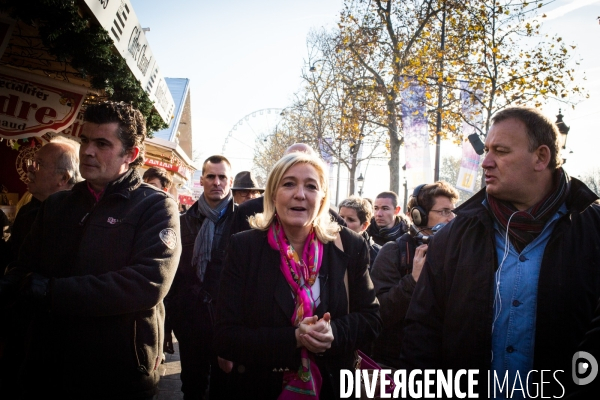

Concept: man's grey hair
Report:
left=48, top=136, right=81, bottom=186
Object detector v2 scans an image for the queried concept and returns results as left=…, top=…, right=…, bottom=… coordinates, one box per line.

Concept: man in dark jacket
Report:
left=165, top=155, right=235, bottom=399
left=367, top=191, right=409, bottom=246
left=370, top=181, right=458, bottom=369
left=0, top=137, right=81, bottom=394
left=0, top=101, right=181, bottom=399
left=231, top=170, right=263, bottom=205
left=400, top=107, right=600, bottom=398
left=5, top=136, right=80, bottom=270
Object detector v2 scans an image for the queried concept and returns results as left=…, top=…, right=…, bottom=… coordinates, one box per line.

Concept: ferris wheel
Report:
left=221, top=108, right=283, bottom=172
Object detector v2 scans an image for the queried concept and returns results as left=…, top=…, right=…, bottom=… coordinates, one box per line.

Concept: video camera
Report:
left=409, top=222, right=447, bottom=245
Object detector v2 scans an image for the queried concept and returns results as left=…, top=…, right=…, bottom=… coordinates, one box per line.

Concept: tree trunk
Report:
left=389, top=133, right=401, bottom=194
left=349, top=143, right=358, bottom=195
left=387, top=100, right=401, bottom=194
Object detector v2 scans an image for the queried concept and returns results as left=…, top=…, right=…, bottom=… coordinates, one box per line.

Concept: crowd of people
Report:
left=0, top=102, right=599, bottom=400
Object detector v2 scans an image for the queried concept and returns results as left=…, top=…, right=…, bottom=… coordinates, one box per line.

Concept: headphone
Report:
left=409, top=184, right=428, bottom=227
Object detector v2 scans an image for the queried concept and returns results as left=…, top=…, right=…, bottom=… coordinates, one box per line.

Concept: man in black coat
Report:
left=401, top=107, right=600, bottom=398
left=0, top=102, right=181, bottom=399
left=165, top=155, right=235, bottom=399
left=370, top=181, right=458, bottom=369
left=4, top=137, right=80, bottom=271
left=0, top=137, right=81, bottom=395
left=367, top=191, right=409, bottom=246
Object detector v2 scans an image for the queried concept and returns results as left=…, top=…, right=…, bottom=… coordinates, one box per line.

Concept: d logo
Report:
left=572, top=351, right=598, bottom=386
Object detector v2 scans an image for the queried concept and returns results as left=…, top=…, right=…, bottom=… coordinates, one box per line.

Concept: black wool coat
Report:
left=215, top=227, right=382, bottom=399
left=370, top=233, right=417, bottom=369
left=4, top=197, right=41, bottom=270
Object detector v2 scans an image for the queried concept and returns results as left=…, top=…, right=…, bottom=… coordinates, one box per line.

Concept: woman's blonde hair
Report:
left=249, top=152, right=339, bottom=242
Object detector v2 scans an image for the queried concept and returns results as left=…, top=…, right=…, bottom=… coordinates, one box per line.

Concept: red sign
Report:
left=145, top=158, right=174, bottom=170
left=178, top=195, right=195, bottom=206
left=0, top=66, right=88, bottom=140
left=145, top=158, right=190, bottom=178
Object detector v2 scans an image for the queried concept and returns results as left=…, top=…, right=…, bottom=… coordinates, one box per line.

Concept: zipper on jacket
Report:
left=79, top=197, right=98, bottom=227
left=79, top=212, right=90, bottom=226
left=133, top=319, right=150, bottom=376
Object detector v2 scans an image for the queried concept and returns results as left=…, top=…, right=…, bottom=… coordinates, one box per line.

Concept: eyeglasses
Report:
left=26, top=159, right=44, bottom=171
left=429, top=208, right=455, bottom=217
left=26, top=159, right=64, bottom=172
left=236, top=190, right=261, bottom=198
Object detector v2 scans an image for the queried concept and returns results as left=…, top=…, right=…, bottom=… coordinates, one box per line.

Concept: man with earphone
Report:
left=400, top=107, right=600, bottom=398
left=369, top=181, right=458, bottom=369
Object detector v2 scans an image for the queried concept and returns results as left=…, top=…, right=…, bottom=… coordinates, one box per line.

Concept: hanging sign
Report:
left=401, top=78, right=432, bottom=190
left=83, top=0, right=175, bottom=124
left=0, top=66, right=88, bottom=140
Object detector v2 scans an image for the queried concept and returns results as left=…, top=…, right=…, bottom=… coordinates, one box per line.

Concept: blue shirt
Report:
left=489, top=202, right=567, bottom=399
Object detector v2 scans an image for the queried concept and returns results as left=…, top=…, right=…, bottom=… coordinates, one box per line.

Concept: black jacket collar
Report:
left=73, top=168, right=142, bottom=200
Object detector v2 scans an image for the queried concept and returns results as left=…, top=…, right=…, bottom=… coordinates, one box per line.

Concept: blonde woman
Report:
left=215, top=152, right=381, bottom=399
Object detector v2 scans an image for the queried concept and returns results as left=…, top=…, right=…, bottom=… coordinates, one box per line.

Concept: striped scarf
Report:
left=376, top=217, right=405, bottom=240
left=192, top=192, right=232, bottom=282
left=268, top=216, right=323, bottom=398
left=486, top=168, right=569, bottom=253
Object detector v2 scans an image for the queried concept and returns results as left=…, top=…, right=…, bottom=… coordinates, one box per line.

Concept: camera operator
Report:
left=370, top=181, right=458, bottom=369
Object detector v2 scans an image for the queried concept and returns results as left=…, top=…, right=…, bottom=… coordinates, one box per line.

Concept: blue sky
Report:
left=131, top=0, right=600, bottom=198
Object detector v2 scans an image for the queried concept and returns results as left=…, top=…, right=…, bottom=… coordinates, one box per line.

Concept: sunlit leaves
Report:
left=432, top=0, right=585, bottom=141
left=260, top=0, right=586, bottom=191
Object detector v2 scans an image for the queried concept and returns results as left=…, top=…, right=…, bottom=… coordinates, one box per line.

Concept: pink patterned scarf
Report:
left=268, top=216, right=323, bottom=399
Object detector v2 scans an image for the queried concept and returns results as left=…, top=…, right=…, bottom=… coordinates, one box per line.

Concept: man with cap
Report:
left=231, top=171, right=264, bottom=205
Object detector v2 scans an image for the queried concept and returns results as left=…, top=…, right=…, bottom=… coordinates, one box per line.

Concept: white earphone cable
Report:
left=491, top=210, right=519, bottom=362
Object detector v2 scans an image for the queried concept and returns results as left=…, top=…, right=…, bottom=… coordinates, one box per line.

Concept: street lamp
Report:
left=555, top=109, right=571, bottom=163
left=309, top=59, right=326, bottom=73
left=335, top=138, right=343, bottom=205
left=402, top=164, right=408, bottom=212
left=357, top=173, right=364, bottom=196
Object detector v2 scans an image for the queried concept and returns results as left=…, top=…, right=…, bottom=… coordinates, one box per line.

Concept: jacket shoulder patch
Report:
left=159, top=228, right=177, bottom=250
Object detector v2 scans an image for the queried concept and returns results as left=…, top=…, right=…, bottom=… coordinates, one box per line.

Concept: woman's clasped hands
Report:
left=295, top=312, right=334, bottom=354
